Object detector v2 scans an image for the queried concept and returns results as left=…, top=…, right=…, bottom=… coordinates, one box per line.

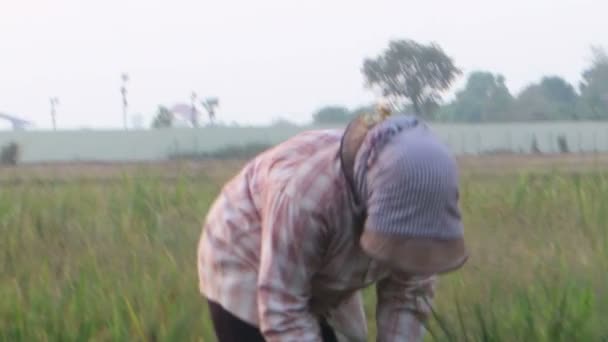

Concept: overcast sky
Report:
left=0, top=0, right=606, bottom=130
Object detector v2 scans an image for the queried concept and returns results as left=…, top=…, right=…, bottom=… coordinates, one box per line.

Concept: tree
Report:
left=151, top=106, right=173, bottom=129
left=312, top=105, right=351, bottom=124
left=540, top=76, right=578, bottom=106
left=202, top=97, right=219, bottom=124
left=514, top=84, right=557, bottom=121
left=349, top=104, right=376, bottom=118
left=512, top=76, right=578, bottom=121
left=540, top=76, right=578, bottom=119
left=441, top=71, right=513, bottom=122
left=361, top=39, right=461, bottom=118
left=271, top=117, right=297, bottom=127
left=578, top=46, right=608, bottom=119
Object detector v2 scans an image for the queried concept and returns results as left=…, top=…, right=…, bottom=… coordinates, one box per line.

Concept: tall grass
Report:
left=423, top=170, right=608, bottom=341
left=0, top=176, right=220, bottom=341
left=1, top=166, right=607, bottom=341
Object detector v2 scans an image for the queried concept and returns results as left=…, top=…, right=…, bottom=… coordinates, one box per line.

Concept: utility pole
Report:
left=50, top=97, right=59, bottom=131
left=190, top=91, right=199, bottom=127
left=120, top=73, right=129, bottom=130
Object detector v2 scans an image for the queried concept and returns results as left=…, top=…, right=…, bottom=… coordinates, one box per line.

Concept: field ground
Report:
left=3, top=152, right=608, bottom=181
left=1, top=154, right=608, bottom=341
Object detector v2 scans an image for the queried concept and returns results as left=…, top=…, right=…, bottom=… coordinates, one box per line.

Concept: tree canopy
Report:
left=312, top=105, right=352, bottom=124
left=513, top=76, right=579, bottom=121
left=309, top=44, right=608, bottom=124
left=151, top=106, right=173, bottom=129
left=361, top=39, right=461, bottom=118
left=578, top=46, right=608, bottom=119
left=440, top=71, right=513, bottom=122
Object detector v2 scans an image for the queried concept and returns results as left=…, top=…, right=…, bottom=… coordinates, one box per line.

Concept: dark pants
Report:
left=207, top=299, right=338, bottom=342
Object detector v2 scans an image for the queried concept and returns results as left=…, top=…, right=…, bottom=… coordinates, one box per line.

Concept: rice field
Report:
left=1, top=156, right=608, bottom=341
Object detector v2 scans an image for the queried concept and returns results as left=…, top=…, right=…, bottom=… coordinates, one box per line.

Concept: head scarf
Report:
left=352, top=114, right=463, bottom=240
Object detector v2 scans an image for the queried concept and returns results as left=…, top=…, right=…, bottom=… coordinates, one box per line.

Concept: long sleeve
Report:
left=375, top=273, right=437, bottom=342
left=256, top=190, right=327, bottom=342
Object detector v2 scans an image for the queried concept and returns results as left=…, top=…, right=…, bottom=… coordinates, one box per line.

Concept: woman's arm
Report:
left=375, top=273, right=437, bottom=342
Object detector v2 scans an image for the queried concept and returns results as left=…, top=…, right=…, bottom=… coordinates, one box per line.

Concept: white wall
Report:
left=1, top=121, right=608, bottom=162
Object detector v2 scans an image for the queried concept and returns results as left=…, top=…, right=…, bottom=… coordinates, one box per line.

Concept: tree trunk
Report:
left=412, top=97, right=421, bottom=116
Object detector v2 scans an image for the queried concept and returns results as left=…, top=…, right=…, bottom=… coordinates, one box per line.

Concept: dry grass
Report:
left=3, top=152, right=608, bottom=182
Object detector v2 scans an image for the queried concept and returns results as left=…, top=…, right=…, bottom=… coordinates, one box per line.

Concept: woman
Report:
left=197, top=105, right=468, bottom=342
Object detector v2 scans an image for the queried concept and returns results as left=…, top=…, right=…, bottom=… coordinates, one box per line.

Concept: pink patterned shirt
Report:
left=197, top=129, right=436, bottom=342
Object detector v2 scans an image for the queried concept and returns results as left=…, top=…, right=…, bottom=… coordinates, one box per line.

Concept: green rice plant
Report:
left=0, top=164, right=607, bottom=341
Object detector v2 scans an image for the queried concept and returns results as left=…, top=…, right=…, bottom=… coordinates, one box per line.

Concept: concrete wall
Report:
left=2, top=121, right=608, bottom=162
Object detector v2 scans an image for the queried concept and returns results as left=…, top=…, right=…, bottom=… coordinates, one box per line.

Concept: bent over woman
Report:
left=197, top=107, right=468, bottom=342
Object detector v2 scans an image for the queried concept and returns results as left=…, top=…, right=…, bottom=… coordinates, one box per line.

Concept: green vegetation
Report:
left=1, top=164, right=607, bottom=341
left=362, top=39, right=461, bottom=118
left=151, top=106, right=174, bottom=129
left=417, top=170, right=608, bottom=341
left=168, top=143, right=273, bottom=160
left=314, top=44, right=608, bottom=124
left=0, top=141, right=19, bottom=165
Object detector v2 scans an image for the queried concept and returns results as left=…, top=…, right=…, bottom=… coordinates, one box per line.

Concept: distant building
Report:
left=0, top=112, right=34, bottom=130
left=169, top=103, right=200, bottom=127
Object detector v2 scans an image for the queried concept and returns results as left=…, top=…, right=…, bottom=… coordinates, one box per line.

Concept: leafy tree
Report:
left=514, top=84, right=557, bottom=121
left=512, top=76, right=578, bottom=121
left=441, top=71, right=513, bottom=122
left=270, top=117, right=298, bottom=127
left=349, top=104, right=376, bottom=117
left=312, top=105, right=351, bottom=124
left=578, top=46, right=608, bottom=119
left=540, top=76, right=578, bottom=106
left=361, top=39, right=461, bottom=118
left=202, top=98, right=219, bottom=124
left=541, top=76, right=577, bottom=118
left=151, top=106, right=173, bottom=129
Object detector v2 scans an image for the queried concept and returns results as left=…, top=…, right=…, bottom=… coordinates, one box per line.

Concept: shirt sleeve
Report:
left=375, top=272, right=437, bottom=342
left=256, top=190, right=327, bottom=342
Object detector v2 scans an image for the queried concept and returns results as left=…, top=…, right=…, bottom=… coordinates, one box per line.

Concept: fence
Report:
left=1, top=121, right=608, bottom=163
left=430, top=122, right=608, bottom=155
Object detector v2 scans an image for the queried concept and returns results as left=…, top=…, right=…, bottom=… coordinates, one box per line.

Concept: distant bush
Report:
left=481, top=148, right=515, bottom=155
left=557, top=134, right=570, bottom=153
left=0, top=141, right=20, bottom=165
left=168, top=142, right=273, bottom=160
left=531, top=135, right=541, bottom=154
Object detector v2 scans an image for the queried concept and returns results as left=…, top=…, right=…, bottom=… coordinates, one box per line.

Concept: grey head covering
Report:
left=347, top=114, right=467, bottom=275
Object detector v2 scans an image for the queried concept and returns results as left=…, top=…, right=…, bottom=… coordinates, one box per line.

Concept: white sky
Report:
left=0, top=0, right=606, bottom=129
